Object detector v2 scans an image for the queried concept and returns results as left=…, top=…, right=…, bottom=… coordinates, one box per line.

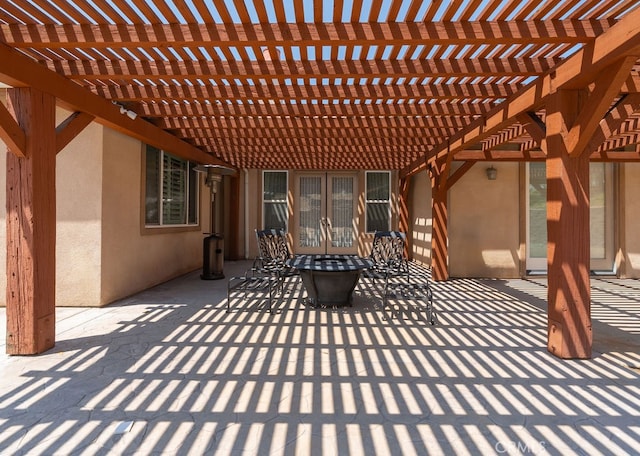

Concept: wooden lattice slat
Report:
left=0, top=0, right=637, bottom=171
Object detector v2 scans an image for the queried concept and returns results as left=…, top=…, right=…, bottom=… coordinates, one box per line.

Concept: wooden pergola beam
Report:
left=49, top=58, right=557, bottom=81
left=566, top=57, right=638, bottom=157
left=401, top=7, right=640, bottom=178
left=161, top=115, right=475, bottom=131
left=546, top=89, right=592, bottom=359
left=517, top=111, right=547, bottom=152
left=89, top=80, right=516, bottom=104
left=429, top=158, right=449, bottom=282
left=0, top=20, right=613, bottom=48
left=585, top=94, right=640, bottom=155
left=0, top=97, right=26, bottom=157
left=55, top=111, right=95, bottom=154
left=139, top=100, right=490, bottom=118
left=0, top=42, right=229, bottom=167
left=175, top=126, right=458, bottom=140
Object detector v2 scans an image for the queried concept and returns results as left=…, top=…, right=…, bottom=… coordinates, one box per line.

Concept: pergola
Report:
left=0, top=1, right=639, bottom=358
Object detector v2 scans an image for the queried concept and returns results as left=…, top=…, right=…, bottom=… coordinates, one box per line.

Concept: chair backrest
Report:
left=255, top=228, right=292, bottom=266
left=369, top=231, right=407, bottom=271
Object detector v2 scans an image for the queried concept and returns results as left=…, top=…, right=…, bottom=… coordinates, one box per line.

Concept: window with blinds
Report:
left=365, top=171, right=391, bottom=233
left=145, top=145, right=199, bottom=227
left=263, top=171, right=288, bottom=230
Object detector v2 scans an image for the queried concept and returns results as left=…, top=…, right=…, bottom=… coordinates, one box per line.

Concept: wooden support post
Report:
left=429, top=166, right=449, bottom=281
left=5, top=88, right=57, bottom=355
left=398, top=176, right=411, bottom=259
left=546, top=90, right=592, bottom=359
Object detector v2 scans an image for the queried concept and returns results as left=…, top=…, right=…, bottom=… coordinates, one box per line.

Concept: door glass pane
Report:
left=299, top=176, right=322, bottom=248
left=529, top=162, right=547, bottom=259
left=331, top=177, right=354, bottom=248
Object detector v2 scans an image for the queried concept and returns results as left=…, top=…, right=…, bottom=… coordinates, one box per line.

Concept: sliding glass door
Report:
left=526, top=162, right=615, bottom=272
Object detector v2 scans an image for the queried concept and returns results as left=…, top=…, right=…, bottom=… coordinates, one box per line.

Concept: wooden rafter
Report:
left=565, top=57, right=638, bottom=157
left=0, top=0, right=638, bottom=171
left=88, top=81, right=517, bottom=103
left=402, top=6, right=640, bottom=177
left=138, top=100, right=491, bottom=119
left=0, top=20, right=614, bottom=48
left=0, top=42, right=229, bottom=167
left=48, top=58, right=557, bottom=81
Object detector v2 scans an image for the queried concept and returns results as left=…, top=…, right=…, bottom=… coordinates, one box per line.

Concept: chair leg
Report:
left=382, top=274, right=391, bottom=308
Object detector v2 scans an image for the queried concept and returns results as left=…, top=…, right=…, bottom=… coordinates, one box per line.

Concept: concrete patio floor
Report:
left=0, top=260, right=639, bottom=455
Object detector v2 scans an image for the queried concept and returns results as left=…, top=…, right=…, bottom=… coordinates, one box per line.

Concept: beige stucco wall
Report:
left=621, top=163, right=640, bottom=278
left=0, top=106, right=105, bottom=307
left=55, top=109, right=104, bottom=306
left=449, top=162, right=520, bottom=278
left=409, top=162, right=521, bottom=278
left=99, top=128, right=207, bottom=305
left=409, top=172, right=433, bottom=266
left=1, top=102, right=208, bottom=307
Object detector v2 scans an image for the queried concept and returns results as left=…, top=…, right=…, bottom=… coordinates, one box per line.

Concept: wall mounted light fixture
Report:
left=486, top=166, right=497, bottom=180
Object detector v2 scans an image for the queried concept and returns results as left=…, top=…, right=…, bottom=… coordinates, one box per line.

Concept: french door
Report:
left=294, top=173, right=358, bottom=254
left=526, top=162, right=615, bottom=272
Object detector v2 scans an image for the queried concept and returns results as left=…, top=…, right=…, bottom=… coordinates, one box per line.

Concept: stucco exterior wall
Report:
left=1, top=103, right=209, bottom=307
left=621, top=163, right=640, bottom=278
left=449, top=162, right=521, bottom=278
left=100, top=128, right=206, bottom=305
left=409, top=162, right=521, bottom=278
left=55, top=110, right=104, bottom=306
left=409, top=172, right=433, bottom=266
left=0, top=106, right=105, bottom=307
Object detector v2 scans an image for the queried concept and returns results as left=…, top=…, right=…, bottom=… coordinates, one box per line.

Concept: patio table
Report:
left=289, top=254, right=373, bottom=307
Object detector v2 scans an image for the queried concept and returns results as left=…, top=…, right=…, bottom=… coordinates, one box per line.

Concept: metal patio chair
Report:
left=364, top=231, right=436, bottom=324
left=226, top=228, right=298, bottom=314
left=364, top=230, right=410, bottom=291
left=254, top=228, right=298, bottom=283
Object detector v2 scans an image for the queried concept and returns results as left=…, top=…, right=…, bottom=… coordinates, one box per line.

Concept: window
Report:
left=263, top=171, right=288, bottom=230
left=145, top=145, right=199, bottom=227
left=526, top=162, right=615, bottom=272
left=366, top=171, right=391, bottom=232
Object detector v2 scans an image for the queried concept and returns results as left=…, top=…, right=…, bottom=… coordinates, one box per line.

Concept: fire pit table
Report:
left=289, top=254, right=373, bottom=307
